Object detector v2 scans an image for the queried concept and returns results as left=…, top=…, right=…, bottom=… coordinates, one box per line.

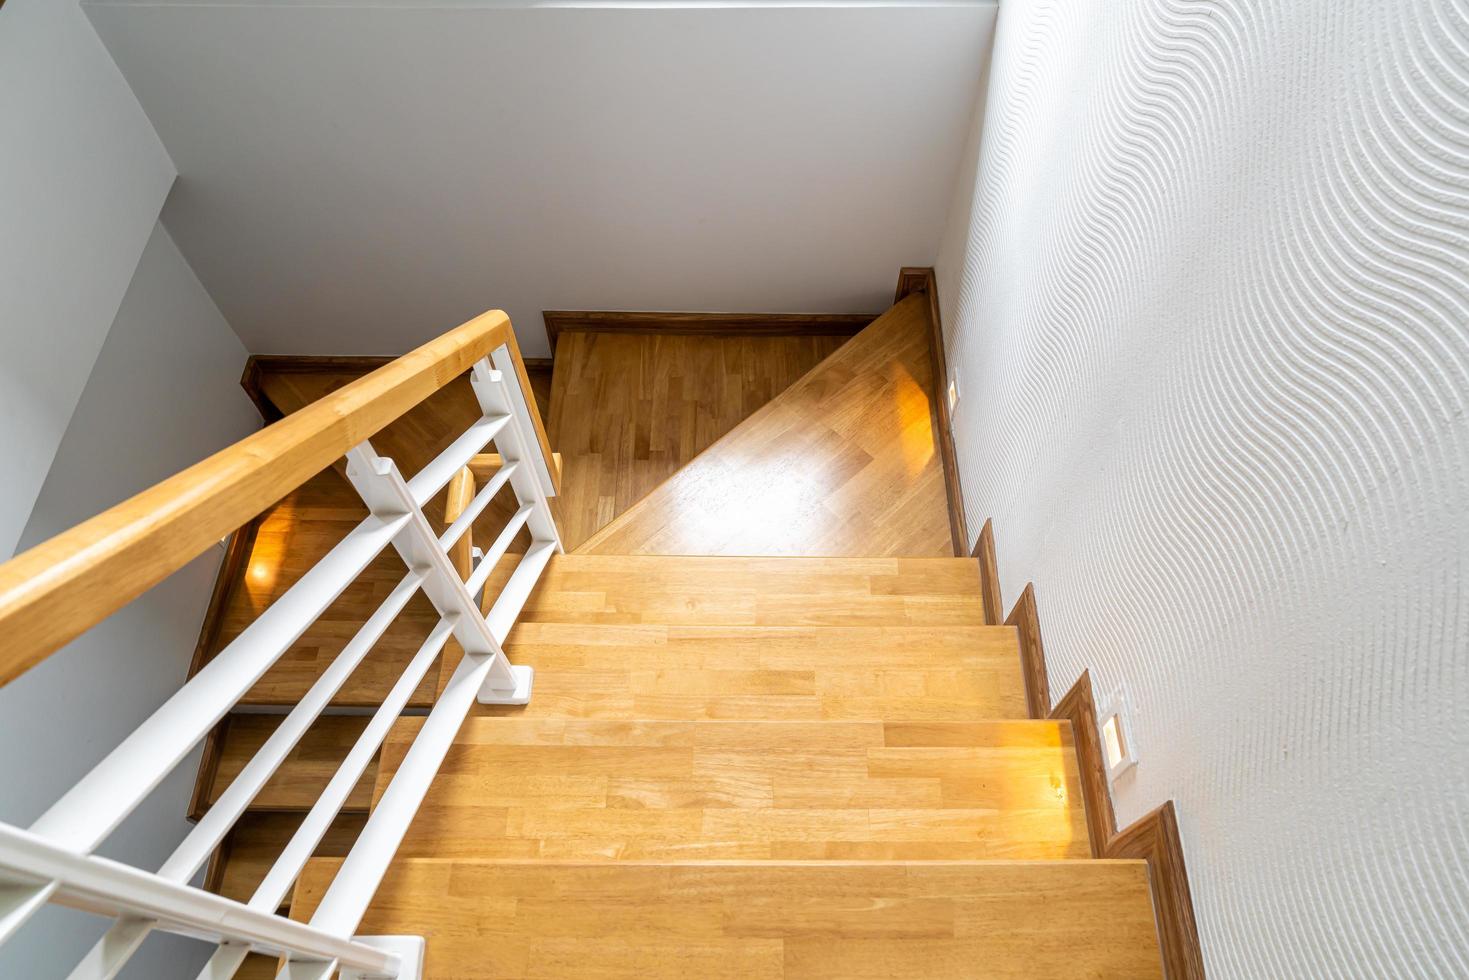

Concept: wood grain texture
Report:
left=200, top=714, right=378, bottom=813
left=1051, top=670, right=1115, bottom=857
left=973, top=518, right=1003, bottom=626
left=1107, top=802, right=1205, bottom=980
left=580, top=294, right=954, bottom=558
left=485, top=554, right=988, bottom=627
left=205, top=811, right=364, bottom=908
left=292, top=858, right=1163, bottom=979
left=542, top=310, right=875, bottom=350
left=0, top=309, right=522, bottom=687
left=444, top=466, right=476, bottom=582
left=378, top=717, right=1090, bottom=861
left=895, top=267, right=967, bottom=556
left=463, top=623, right=1029, bottom=721
left=203, top=468, right=445, bottom=708
left=1006, top=583, right=1052, bottom=718
left=200, top=357, right=553, bottom=707
left=1051, top=675, right=1204, bottom=977
left=546, top=330, right=846, bottom=549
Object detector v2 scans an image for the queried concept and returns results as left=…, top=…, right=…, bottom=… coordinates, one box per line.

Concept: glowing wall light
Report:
left=1098, top=690, right=1137, bottom=782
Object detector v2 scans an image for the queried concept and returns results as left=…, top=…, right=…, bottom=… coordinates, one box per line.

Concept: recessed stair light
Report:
left=1098, top=692, right=1137, bottom=781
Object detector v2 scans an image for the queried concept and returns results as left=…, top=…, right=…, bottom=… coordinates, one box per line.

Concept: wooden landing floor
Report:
left=547, top=331, right=847, bottom=549
left=579, top=294, right=954, bottom=557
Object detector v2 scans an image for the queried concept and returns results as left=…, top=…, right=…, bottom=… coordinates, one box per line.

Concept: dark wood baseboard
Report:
left=188, top=714, right=232, bottom=823
left=972, top=518, right=1002, bottom=626
left=242, top=353, right=553, bottom=423
left=895, top=267, right=967, bottom=557
left=1111, top=801, right=1205, bottom=979
left=1005, top=583, right=1051, bottom=718
left=1052, top=668, right=1206, bottom=978
left=1050, top=670, right=1117, bottom=855
left=540, top=310, right=877, bottom=351
left=991, top=537, right=1204, bottom=978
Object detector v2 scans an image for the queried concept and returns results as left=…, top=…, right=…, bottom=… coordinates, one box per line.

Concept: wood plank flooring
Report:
left=377, top=717, right=1090, bottom=860
left=547, top=332, right=847, bottom=549
left=461, top=624, right=1029, bottom=721
left=292, top=859, right=1163, bottom=979
left=579, top=294, right=954, bottom=557
left=204, top=715, right=378, bottom=812
left=492, top=554, right=989, bottom=627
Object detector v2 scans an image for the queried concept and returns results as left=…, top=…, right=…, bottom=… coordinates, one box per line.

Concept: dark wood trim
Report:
left=1051, top=671, right=1117, bottom=856
left=541, top=310, right=876, bottom=351
left=1005, top=583, right=1051, bottom=718
left=895, top=267, right=967, bottom=557
left=188, top=714, right=231, bottom=823
left=1110, top=801, right=1205, bottom=979
left=893, top=268, right=932, bottom=305
left=1046, top=648, right=1206, bottom=978
left=972, top=518, right=1002, bottom=626
left=187, top=522, right=261, bottom=683
left=202, top=821, right=234, bottom=897
left=241, top=354, right=554, bottom=424
left=239, top=356, right=285, bottom=423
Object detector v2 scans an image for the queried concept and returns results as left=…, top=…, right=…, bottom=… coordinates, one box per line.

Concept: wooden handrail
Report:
left=0, top=309, right=557, bottom=688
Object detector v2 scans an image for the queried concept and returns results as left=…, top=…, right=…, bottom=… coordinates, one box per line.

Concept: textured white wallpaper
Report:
left=936, top=0, right=1469, bottom=976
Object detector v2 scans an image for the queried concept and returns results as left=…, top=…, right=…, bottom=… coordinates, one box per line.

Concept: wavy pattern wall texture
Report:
left=936, top=0, right=1469, bottom=975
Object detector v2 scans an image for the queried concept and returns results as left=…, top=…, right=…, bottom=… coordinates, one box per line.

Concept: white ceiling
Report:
left=86, top=1, right=995, bottom=357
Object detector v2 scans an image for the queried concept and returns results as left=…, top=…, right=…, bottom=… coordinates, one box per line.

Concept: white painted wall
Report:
left=0, top=223, right=260, bottom=979
left=937, top=0, right=1469, bottom=975
left=0, top=0, right=175, bottom=559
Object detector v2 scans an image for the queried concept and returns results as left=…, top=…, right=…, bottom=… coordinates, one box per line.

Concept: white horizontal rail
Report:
left=438, top=460, right=518, bottom=552
left=166, top=569, right=427, bottom=880
left=72, top=569, right=430, bottom=978
left=0, top=338, right=565, bottom=977
left=67, top=914, right=152, bottom=980
left=347, top=445, right=516, bottom=693
left=404, top=413, right=509, bottom=508
left=193, top=619, right=453, bottom=980
left=0, top=824, right=398, bottom=975
left=302, top=648, right=498, bottom=937
left=28, top=511, right=411, bottom=855
left=252, top=618, right=453, bottom=911
left=463, top=503, right=533, bottom=599
left=0, top=881, right=56, bottom=947
left=485, top=539, right=556, bottom=642
left=201, top=944, right=251, bottom=980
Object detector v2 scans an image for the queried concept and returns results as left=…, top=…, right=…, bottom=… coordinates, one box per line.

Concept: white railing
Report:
left=0, top=328, right=560, bottom=979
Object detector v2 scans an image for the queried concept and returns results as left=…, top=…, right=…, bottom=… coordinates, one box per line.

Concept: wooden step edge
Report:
left=299, top=855, right=1150, bottom=870
left=289, top=854, right=1163, bottom=978
left=192, top=714, right=380, bottom=819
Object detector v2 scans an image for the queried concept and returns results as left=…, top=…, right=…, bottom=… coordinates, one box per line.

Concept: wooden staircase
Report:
left=188, top=297, right=1166, bottom=976
left=291, top=555, right=1162, bottom=976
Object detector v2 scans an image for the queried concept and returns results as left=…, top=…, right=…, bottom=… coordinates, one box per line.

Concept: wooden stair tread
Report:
left=212, top=470, right=448, bottom=709
left=203, top=714, right=378, bottom=813
left=577, top=294, right=954, bottom=558
left=207, top=811, right=365, bottom=907
left=486, top=554, right=987, bottom=626
left=464, top=624, right=1027, bottom=720
left=292, top=858, right=1163, bottom=979
left=378, top=718, right=1090, bottom=860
